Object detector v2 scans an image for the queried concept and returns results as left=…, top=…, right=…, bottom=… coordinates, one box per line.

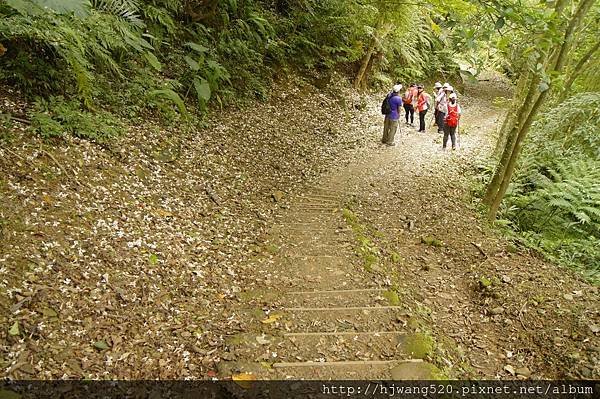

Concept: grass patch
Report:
left=343, top=208, right=381, bottom=272
left=403, top=333, right=434, bottom=359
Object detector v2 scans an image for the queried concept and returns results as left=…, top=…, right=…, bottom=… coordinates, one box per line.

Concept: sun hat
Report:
left=434, top=82, right=442, bottom=88
left=442, top=82, right=450, bottom=89
left=393, top=84, right=403, bottom=92
left=446, top=85, right=454, bottom=92
left=449, top=93, right=457, bottom=99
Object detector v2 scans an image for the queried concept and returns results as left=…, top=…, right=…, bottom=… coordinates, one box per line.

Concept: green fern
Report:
left=92, top=0, right=144, bottom=28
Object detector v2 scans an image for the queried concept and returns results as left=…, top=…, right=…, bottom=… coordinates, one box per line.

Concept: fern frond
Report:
left=92, top=0, right=144, bottom=28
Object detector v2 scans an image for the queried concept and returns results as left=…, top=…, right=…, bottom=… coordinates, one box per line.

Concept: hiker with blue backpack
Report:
left=381, top=84, right=403, bottom=146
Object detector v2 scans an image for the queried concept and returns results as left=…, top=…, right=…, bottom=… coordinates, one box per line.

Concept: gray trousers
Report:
left=382, top=117, right=399, bottom=145
left=436, top=111, right=446, bottom=132
left=443, top=125, right=457, bottom=149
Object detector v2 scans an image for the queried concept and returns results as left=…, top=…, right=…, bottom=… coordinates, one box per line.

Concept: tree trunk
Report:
left=354, top=37, right=377, bottom=90
left=354, top=19, right=392, bottom=90
left=486, top=0, right=595, bottom=220
left=483, top=74, right=540, bottom=205
left=492, top=69, right=532, bottom=159
left=487, top=89, right=549, bottom=220
left=484, top=0, right=579, bottom=208
left=561, top=39, right=600, bottom=94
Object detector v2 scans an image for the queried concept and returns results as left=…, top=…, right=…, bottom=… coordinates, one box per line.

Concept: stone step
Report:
left=290, top=209, right=340, bottom=215
left=219, top=358, right=442, bottom=380
left=242, top=273, right=374, bottom=293
left=277, top=242, right=354, bottom=254
left=278, top=306, right=406, bottom=333
left=278, top=331, right=407, bottom=363
left=270, top=235, right=350, bottom=246
left=225, top=330, right=409, bottom=365
left=269, top=359, right=440, bottom=380
left=294, top=201, right=339, bottom=207
left=297, top=193, right=340, bottom=201
left=281, top=288, right=390, bottom=308
left=281, top=210, right=342, bottom=218
left=305, top=186, right=342, bottom=194
left=275, top=225, right=349, bottom=232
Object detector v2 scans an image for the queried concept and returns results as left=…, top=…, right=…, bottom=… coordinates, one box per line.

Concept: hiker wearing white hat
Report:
left=380, top=83, right=404, bottom=146
left=433, top=82, right=443, bottom=128
left=435, top=83, right=454, bottom=134
left=443, top=92, right=461, bottom=150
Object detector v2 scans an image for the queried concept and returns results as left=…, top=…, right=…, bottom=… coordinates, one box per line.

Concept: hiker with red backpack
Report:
left=380, top=84, right=403, bottom=146
left=415, top=84, right=431, bottom=133
left=402, top=83, right=417, bottom=127
left=443, top=92, right=461, bottom=150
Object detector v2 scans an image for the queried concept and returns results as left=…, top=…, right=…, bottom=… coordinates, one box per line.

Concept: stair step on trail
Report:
left=265, top=360, right=424, bottom=380
left=279, top=306, right=407, bottom=333
left=297, top=193, right=341, bottom=200
left=226, top=331, right=409, bottom=364
left=277, top=331, right=408, bottom=363
left=280, top=288, right=390, bottom=308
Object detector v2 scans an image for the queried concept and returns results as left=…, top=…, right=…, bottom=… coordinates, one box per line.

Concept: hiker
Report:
left=415, top=84, right=431, bottom=133
left=402, top=83, right=417, bottom=126
left=432, top=82, right=442, bottom=127
left=381, top=84, right=403, bottom=146
left=435, top=83, right=450, bottom=133
left=443, top=92, right=461, bottom=150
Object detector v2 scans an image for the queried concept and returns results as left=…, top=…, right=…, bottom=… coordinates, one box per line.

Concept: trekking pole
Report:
left=457, top=119, right=461, bottom=149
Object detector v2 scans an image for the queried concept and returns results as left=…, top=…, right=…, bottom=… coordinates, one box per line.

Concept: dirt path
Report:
left=218, top=80, right=600, bottom=380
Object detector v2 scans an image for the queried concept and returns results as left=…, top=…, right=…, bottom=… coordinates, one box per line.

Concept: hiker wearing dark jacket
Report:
left=381, top=84, right=403, bottom=146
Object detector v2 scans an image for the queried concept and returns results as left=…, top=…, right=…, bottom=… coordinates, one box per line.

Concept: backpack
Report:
left=381, top=93, right=392, bottom=115
left=445, top=104, right=459, bottom=127
left=402, top=89, right=413, bottom=105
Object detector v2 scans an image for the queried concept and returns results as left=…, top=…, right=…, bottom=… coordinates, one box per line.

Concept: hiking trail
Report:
left=1, top=80, right=598, bottom=381
left=217, top=80, right=600, bottom=380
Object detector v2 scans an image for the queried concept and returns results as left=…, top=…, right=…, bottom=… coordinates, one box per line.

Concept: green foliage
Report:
left=499, top=93, right=600, bottom=281
left=30, top=96, right=123, bottom=140
left=92, top=0, right=144, bottom=27
left=149, top=89, right=186, bottom=115
left=0, top=0, right=153, bottom=106
left=5, top=0, right=92, bottom=17
left=181, top=42, right=230, bottom=111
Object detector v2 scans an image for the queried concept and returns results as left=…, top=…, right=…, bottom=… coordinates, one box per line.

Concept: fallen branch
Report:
left=39, top=148, right=83, bottom=187
left=0, top=146, right=30, bottom=164
left=518, top=301, right=529, bottom=331
left=11, top=115, right=31, bottom=125
left=205, top=186, right=222, bottom=205
left=470, top=242, right=488, bottom=258
left=1, top=113, right=31, bottom=125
